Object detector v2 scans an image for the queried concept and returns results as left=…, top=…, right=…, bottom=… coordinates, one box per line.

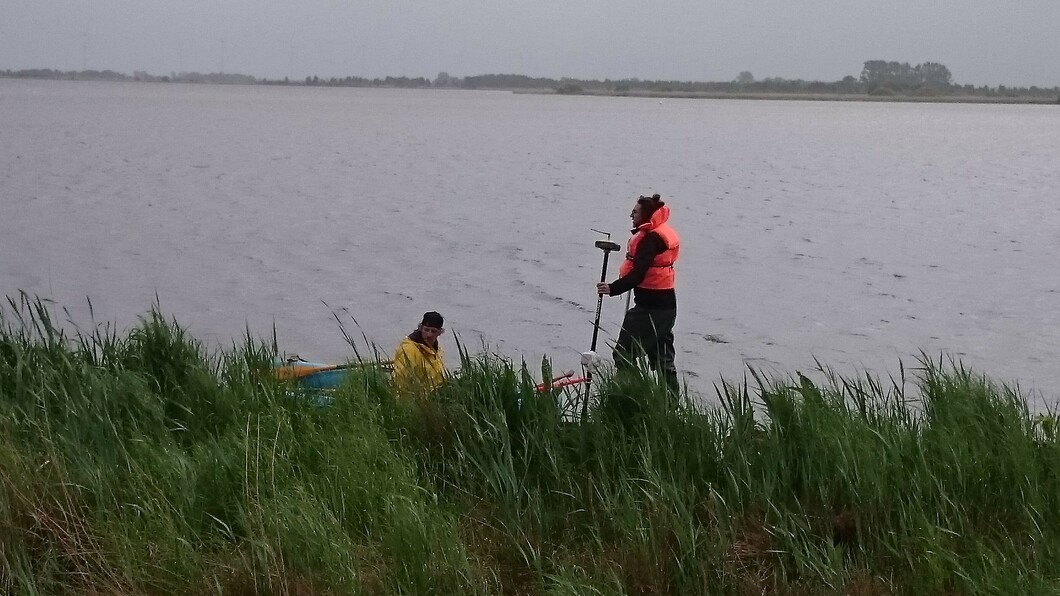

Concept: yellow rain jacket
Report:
left=392, top=332, right=445, bottom=396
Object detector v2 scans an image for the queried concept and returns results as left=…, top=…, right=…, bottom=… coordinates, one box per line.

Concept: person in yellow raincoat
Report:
left=392, top=311, right=446, bottom=397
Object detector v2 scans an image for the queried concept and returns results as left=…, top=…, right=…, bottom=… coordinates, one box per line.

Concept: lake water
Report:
left=2, top=79, right=1058, bottom=406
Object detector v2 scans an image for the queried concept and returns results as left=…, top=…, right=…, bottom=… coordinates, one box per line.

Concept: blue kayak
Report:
left=272, top=358, right=393, bottom=390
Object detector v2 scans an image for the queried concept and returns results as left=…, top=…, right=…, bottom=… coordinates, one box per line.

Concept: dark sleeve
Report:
left=607, top=232, right=665, bottom=296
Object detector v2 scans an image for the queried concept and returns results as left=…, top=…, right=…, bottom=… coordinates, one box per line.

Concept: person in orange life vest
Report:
left=596, top=193, right=680, bottom=394
left=392, top=311, right=446, bottom=396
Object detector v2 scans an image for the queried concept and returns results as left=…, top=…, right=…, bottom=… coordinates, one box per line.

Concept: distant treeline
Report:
left=0, top=68, right=256, bottom=85
left=1, top=68, right=133, bottom=82
left=526, top=61, right=1060, bottom=100
left=3, top=61, right=1059, bottom=100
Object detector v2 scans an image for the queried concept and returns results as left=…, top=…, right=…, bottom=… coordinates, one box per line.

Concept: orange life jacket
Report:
left=618, top=204, right=680, bottom=290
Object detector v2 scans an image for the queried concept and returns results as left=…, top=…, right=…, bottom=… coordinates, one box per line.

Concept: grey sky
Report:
left=2, top=0, right=1057, bottom=87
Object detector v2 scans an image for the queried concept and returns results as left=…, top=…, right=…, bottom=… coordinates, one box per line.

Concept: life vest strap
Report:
left=625, top=253, right=675, bottom=268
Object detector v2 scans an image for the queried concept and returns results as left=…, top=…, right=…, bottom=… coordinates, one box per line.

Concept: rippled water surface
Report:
left=2, top=79, right=1059, bottom=404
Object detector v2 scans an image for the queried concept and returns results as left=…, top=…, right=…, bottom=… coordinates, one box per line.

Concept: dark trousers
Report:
left=613, top=306, right=678, bottom=393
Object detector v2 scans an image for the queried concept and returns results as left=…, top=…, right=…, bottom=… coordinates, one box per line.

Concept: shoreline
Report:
left=515, top=87, right=1060, bottom=105
left=3, top=75, right=1057, bottom=105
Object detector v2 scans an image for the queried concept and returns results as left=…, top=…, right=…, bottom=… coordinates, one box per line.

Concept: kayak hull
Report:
left=272, top=360, right=350, bottom=390
left=297, top=367, right=349, bottom=389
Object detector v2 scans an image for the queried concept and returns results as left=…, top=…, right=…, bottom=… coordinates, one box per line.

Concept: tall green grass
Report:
left=0, top=295, right=472, bottom=594
left=1, top=293, right=1058, bottom=594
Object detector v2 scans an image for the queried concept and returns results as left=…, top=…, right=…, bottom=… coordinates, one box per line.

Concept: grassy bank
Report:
left=1, top=295, right=1058, bottom=595
left=517, top=88, right=1060, bottom=105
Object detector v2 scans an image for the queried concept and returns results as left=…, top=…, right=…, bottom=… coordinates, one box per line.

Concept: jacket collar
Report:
left=632, top=204, right=670, bottom=233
